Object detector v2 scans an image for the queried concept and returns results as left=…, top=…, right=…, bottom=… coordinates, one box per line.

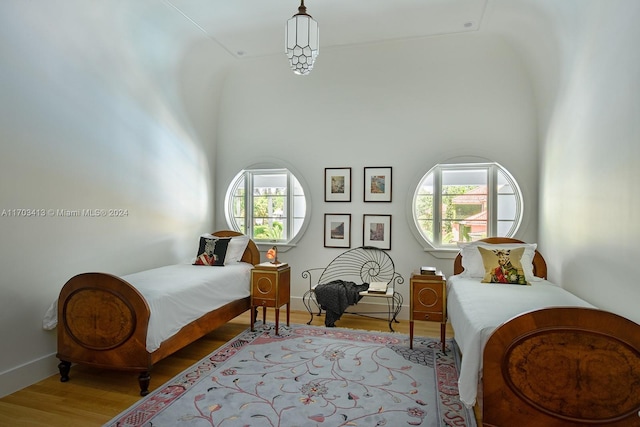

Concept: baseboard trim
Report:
left=0, top=352, right=59, bottom=398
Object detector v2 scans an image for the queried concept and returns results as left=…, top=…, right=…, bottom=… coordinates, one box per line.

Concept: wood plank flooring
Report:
left=0, top=310, right=479, bottom=426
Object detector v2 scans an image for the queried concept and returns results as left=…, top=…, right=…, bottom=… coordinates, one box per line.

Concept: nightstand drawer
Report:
left=413, top=311, right=444, bottom=322
left=252, top=297, right=273, bottom=307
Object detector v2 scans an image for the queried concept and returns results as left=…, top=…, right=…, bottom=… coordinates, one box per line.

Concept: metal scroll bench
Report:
left=301, top=246, right=404, bottom=331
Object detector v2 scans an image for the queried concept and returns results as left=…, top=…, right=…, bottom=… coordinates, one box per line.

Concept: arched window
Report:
left=225, top=167, right=308, bottom=245
left=412, top=162, right=523, bottom=249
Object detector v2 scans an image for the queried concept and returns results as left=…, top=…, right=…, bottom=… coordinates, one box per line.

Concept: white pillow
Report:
left=457, top=241, right=541, bottom=282
left=224, top=235, right=250, bottom=264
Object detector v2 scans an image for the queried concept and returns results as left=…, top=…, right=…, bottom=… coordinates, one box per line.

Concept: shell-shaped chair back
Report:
left=318, top=246, right=395, bottom=286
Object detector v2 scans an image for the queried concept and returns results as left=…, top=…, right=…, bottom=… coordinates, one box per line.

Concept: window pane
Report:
left=416, top=174, right=433, bottom=194
left=442, top=168, right=486, bottom=187
left=251, top=172, right=287, bottom=241
left=225, top=167, right=308, bottom=244
left=416, top=219, right=434, bottom=241
left=497, top=220, right=515, bottom=236
left=442, top=168, right=487, bottom=244
left=230, top=176, right=245, bottom=232
left=442, top=218, right=487, bottom=244
left=497, top=171, right=515, bottom=193
left=412, top=162, right=523, bottom=249
left=293, top=218, right=305, bottom=235
left=414, top=194, right=433, bottom=219
left=252, top=193, right=285, bottom=240
left=497, top=194, right=517, bottom=220
left=293, top=194, right=306, bottom=217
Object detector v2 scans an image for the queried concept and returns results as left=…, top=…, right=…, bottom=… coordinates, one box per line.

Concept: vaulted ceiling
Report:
left=165, top=0, right=489, bottom=58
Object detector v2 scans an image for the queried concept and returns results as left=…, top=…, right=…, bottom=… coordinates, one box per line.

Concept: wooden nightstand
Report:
left=251, top=262, right=291, bottom=335
left=410, top=271, right=447, bottom=352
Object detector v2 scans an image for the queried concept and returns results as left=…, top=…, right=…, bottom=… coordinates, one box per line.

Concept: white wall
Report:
left=0, top=1, right=233, bottom=397
left=538, top=0, right=640, bottom=323
left=214, top=33, right=540, bottom=312
left=487, top=0, right=640, bottom=324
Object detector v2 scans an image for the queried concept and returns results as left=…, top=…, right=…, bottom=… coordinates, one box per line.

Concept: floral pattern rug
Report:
left=105, top=323, right=476, bottom=427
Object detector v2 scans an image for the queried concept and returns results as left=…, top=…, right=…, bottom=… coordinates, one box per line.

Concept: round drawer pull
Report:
left=424, top=314, right=430, bottom=320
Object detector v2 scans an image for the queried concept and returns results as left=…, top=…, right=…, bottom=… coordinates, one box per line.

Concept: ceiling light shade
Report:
left=285, top=0, right=319, bottom=76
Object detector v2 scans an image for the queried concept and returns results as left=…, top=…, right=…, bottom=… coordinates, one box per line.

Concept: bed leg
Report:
left=58, top=360, right=71, bottom=382
left=138, top=371, right=151, bottom=396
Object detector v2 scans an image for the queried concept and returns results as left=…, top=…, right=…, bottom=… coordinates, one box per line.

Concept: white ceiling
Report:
left=166, top=0, right=488, bottom=58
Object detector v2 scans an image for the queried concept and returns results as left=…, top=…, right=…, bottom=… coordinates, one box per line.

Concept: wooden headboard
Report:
left=453, top=237, right=547, bottom=279
left=212, top=230, right=261, bottom=265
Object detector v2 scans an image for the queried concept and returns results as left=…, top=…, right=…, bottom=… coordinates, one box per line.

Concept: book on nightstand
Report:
left=414, top=268, right=444, bottom=280
left=256, top=262, right=289, bottom=269
left=420, top=266, right=437, bottom=275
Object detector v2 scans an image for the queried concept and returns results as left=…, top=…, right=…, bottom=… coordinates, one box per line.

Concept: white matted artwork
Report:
left=363, top=214, right=391, bottom=250
left=324, top=213, right=351, bottom=248
left=364, top=167, right=392, bottom=202
left=325, top=167, right=351, bottom=202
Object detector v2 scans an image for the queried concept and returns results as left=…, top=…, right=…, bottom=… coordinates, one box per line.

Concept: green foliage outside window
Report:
left=412, top=162, right=522, bottom=249
left=442, top=185, right=476, bottom=243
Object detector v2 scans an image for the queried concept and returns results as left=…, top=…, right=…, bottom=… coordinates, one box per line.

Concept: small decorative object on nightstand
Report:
left=410, top=270, right=447, bottom=352
left=251, top=260, right=291, bottom=335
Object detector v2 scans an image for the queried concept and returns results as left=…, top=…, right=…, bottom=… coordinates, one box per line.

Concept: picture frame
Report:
left=364, top=167, right=392, bottom=202
left=324, top=214, right=351, bottom=248
left=363, top=214, right=391, bottom=250
left=325, top=167, right=352, bottom=202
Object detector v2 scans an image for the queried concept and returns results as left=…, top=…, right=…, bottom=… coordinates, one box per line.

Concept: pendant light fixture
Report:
left=285, top=0, right=319, bottom=75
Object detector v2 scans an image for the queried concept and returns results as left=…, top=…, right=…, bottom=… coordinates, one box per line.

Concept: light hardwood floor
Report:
left=0, top=310, right=479, bottom=426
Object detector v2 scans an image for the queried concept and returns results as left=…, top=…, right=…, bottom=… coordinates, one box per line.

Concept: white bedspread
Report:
left=43, top=263, right=252, bottom=352
left=447, top=275, right=594, bottom=407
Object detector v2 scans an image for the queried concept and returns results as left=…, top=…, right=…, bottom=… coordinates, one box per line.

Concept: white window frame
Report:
left=225, top=167, right=308, bottom=247
left=412, top=162, right=523, bottom=250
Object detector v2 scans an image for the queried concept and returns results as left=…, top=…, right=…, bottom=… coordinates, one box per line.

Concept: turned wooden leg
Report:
left=58, top=360, right=71, bottom=382
left=286, top=303, right=290, bottom=326
left=138, top=371, right=151, bottom=396
left=410, top=321, right=414, bottom=349
left=251, top=305, right=256, bottom=331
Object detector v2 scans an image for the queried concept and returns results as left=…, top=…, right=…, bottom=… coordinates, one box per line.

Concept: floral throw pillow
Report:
left=193, top=236, right=230, bottom=266
left=478, top=246, right=530, bottom=285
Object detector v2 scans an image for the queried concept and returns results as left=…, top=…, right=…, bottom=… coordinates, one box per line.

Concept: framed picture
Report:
left=324, top=214, right=351, bottom=248
left=364, top=167, right=392, bottom=202
left=363, top=214, right=391, bottom=250
left=325, top=167, right=351, bottom=202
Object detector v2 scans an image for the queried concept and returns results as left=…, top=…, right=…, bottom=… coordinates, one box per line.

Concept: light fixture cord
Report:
left=297, top=0, right=308, bottom=16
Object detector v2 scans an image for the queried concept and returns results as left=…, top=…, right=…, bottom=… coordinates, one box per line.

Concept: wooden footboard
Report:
left=56, top=230, right=259, bottom=395
left=483, top=307, right=640, bottom=427
left=57, top=272, right=151, bottom=372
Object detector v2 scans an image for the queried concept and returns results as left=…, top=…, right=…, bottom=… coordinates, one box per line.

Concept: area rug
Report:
left=105, top=323, right=476, bottom=427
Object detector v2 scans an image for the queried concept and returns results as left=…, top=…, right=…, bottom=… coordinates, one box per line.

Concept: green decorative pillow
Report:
left=478, top=246, right=530, bottom=285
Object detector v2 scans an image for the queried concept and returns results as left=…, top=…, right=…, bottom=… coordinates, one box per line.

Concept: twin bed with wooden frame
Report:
left=49, top=230, right=260, bottom=396
left=450, top=238, right=640, bottom=426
